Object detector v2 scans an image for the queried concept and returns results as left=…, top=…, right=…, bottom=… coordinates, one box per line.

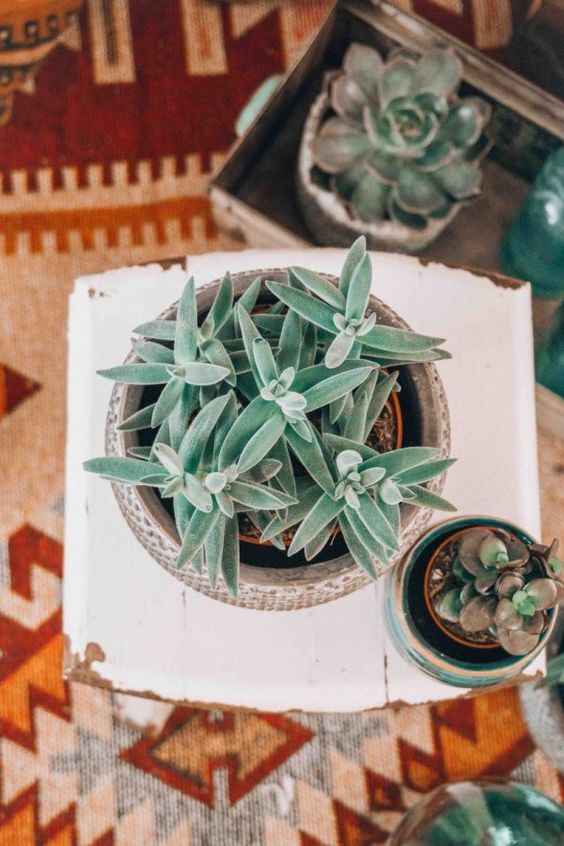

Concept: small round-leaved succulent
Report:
left=435, top=529, right=563, bottom=656
left=312, top=43, right=491, bottom=230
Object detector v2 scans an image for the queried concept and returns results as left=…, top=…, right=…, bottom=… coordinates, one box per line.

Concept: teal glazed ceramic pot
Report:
left=388, top=780, right=564, bottom=845
left=385, top=516, right=558, bottom=688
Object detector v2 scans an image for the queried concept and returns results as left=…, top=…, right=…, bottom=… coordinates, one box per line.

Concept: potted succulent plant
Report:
left=84, top=239, right=454, bottom=610
left=385, top=517, right=561, bottom=686
left=298, top=43, right=492, bottom=253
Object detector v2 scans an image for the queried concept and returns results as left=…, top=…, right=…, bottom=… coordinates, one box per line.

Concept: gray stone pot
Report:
left=519, top=614, right=564, bottom=774
left=105, top=268, right=451, bottom=611
left=297, top=91, right=458, bottom=254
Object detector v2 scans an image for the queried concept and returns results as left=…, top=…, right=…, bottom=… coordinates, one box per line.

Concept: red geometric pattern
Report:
left=0, top=365, right=40, bottom=419
left=122, top=706, right=314, bottom=807
left=0, top=2, right=562, bottom=844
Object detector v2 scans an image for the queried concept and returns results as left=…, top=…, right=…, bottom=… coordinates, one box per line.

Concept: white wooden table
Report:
left=63, top=249, right=544, bottom=714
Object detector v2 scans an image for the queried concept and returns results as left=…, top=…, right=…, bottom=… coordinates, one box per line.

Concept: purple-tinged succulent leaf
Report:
left=497, top=627, right=540, bottom=657
left=525, top=578, right=558, bottom=611
left=459, top=595, right=497, bottom=632
left=494, top=598, right=523, bottom=631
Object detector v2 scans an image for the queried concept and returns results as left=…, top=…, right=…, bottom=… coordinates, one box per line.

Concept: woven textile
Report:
left=0, top=1, right=562, bottom=843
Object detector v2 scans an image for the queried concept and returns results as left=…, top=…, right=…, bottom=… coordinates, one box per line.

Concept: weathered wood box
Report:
left=210, top=0, right=564, bottom=275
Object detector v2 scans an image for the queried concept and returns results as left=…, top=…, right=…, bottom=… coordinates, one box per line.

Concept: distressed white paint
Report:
left=63, top=250, right=543, bottom=714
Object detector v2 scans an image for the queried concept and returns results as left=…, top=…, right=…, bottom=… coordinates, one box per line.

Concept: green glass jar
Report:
left=501, top=147, right=564, bottom=298
left=389, top=780, right=564, bottom=845
left=536, top=300, right=564, bottom=398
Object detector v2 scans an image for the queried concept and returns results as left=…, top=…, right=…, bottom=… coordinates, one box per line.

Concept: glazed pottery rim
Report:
left=389, top=515, right=558, bottom=682
left=104, top=267, right=451, bottom=610
left=297, top=90, right=458, bottom=251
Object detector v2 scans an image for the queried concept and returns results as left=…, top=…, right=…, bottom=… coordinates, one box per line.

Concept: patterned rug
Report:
left=0, top=2, right=562, bottom=843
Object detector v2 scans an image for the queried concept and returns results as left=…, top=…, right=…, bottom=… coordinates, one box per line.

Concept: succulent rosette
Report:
left=312, top=44, right=491, bottom=230
left=435, top=529, right=562, bottom=656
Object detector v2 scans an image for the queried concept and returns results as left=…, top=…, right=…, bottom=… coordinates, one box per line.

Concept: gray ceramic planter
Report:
left=105, top=268, right=450, bottom=611
left=297, top=92, right=458, bottom=254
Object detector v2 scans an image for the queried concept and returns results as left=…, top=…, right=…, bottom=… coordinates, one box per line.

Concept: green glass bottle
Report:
left=501, top=147, right=564, bottom=298
left=389, top=780, right=564, bottom=845
left=536, top=300, right=564, bottom=397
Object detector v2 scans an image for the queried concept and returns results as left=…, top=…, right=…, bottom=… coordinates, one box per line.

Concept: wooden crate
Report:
left=210, top=0, right=564, bottom=276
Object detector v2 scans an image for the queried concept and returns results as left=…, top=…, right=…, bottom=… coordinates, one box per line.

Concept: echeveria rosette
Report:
left=312, top=44, right=491, bottom=229
left=435, top=527, right=562, bottom=656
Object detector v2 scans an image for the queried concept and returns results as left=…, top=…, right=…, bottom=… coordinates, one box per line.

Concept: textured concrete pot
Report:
left=297, top=91, right=458, bottom=254
left=105, top=268, right=451, bottom=611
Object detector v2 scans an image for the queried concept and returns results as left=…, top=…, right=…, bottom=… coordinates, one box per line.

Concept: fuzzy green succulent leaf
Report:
left=305, top=520, right=337, bottom=562
left=174, top=276, right=198, bottom=365
left=200, top=272, right=233, bottom=340
left=266, top=281, right=336, bottom=333
left=151, top=377, right=184, bottom=427
left=285, top=427, right=335, bottom=494
left=132, top=339, right=174, bottom=365
left=345, top=252, right=372, bottom=321
left=177, top=507, right=220, bottom=570
left=277, top=309, right=302, bottom=372
left=236, top=413, right=286, bottom=474
left=116, top=402, right=157, bottom=432
left=340, top=236, right=366, bottom=297
left=83, top=456, right=168, bottom=485
left=338, top=512, right=379, bottom=578
left=253, top=337, right=279, bottom=386
left=97, top=363, right=171, bottom=384
left=405, top=485, right=456, bottom=512
left=133, top=319, right=176, bottom=341
left=291, top=267, right=345, bottom=310
left=178, top=392, right=232, bottom=472
left=218, top=394, right=272, bottom=470
left=220, top=517, right=240, bottom=596
left=288, top=494, right=345, bottom=556
left=355, top=493, right=400, bottom=552
left=302, top=366, right=373, bottom=412
left=204, top=512, right=226, bottom=589
left=394, top=458, right=456, bottom=486
left=201, top=338, right=236, bottom=386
